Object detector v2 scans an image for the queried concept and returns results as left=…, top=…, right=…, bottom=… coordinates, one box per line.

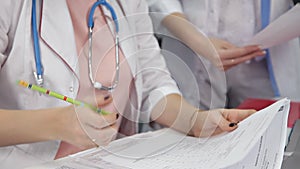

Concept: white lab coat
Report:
left=147, top=0, right=300, bottom=108
left=0, top=0, right=179, bottom=168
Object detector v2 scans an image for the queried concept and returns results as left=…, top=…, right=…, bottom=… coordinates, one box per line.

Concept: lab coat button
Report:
left=69, top=87, right=74, bottom=92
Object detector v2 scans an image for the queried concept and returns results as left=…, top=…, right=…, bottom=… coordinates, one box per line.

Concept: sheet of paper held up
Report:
left=246, top=4, right=300, bottom=49
left=26, top=99, right=290, bottom=169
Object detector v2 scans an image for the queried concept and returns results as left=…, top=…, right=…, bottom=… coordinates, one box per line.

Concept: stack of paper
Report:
left=27, top=98, right=290, bottom=169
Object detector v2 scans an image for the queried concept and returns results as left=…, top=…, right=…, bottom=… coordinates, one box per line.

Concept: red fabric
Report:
left=237, top=98, right=300, bottom=128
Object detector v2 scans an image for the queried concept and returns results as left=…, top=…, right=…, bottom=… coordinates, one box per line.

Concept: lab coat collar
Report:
left=40, top=0, right=140, bottom=109
left=101, top=0, right=117, bottom=38
left=40, top=0, right=136, bottom=78
left=40, top=0, right=79, bottom=77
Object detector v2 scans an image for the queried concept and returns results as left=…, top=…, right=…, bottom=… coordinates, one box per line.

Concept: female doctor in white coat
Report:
left=0, top=0, right=255, bottom=168
left=147, top=0, right=300, bottom=109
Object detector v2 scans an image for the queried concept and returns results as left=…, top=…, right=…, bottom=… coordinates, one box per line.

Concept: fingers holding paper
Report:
left=209, top=38, right=266, bottom=70
left=214, top=109, right=256, bottom=133
left=190, top=108, right=256, bottom=137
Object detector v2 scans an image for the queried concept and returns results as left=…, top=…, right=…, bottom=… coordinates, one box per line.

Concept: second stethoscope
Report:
left=31, top=0, right=120, bottom=91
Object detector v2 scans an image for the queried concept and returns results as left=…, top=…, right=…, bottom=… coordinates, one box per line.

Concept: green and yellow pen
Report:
left=17, top=80, right=111, bottom=115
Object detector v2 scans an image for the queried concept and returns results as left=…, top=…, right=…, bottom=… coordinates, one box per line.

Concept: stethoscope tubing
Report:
left=31, top=0, right=44, bottom=86
left=88, top=0, right=119, bottom=32
left=31, top=0, right=120, bottom=91
left=87, top=0, right=120, bottom=91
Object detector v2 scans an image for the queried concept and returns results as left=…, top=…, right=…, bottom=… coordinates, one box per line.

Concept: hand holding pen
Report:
left=17, top=80, right=119, bottom=152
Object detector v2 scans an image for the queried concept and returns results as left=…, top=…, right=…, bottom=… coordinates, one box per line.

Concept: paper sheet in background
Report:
left=246, top=4, right=300, bottom=49
left=26, top=98, right=290, bottom=169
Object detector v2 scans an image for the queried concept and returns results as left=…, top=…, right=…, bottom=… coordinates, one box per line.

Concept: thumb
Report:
left=215, top=111, right=238, bottom=132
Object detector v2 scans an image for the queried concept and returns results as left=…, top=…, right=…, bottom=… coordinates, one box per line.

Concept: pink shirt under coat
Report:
left=56, top=0, right=132, bottom=158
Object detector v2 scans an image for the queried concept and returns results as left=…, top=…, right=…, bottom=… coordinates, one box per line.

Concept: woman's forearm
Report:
left=151, top=94, right=197, bottom=135
left=151, top=94, right=256, bottom=138
left=162, top=12, right=218, bottom=61
left=0, top=107, right=66, bottom=146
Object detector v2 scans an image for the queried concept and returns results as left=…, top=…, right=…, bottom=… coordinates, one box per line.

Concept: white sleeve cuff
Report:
left=139, top=86, right=181, bottom=123
left=147, top=0, right=183, bottom=35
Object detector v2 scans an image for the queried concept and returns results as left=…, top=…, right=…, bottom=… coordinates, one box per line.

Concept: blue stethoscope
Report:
left=31, top=0, right=120, bottom=91
left=261, top=0, right=280, bottom=97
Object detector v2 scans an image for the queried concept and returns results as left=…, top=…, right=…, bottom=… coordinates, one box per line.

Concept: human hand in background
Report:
left=55, top=95, right=118, bottom=158
left=162, top=13, right=266, bottom=71
left=209, top=38, right=266, bottom=71
left=190, top=108, right=256, bottom=137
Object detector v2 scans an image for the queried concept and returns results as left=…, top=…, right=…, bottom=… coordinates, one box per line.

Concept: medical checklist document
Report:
left=246, top=4, right=300, bottom=49
left=27, top=98, right=290, bottom=169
